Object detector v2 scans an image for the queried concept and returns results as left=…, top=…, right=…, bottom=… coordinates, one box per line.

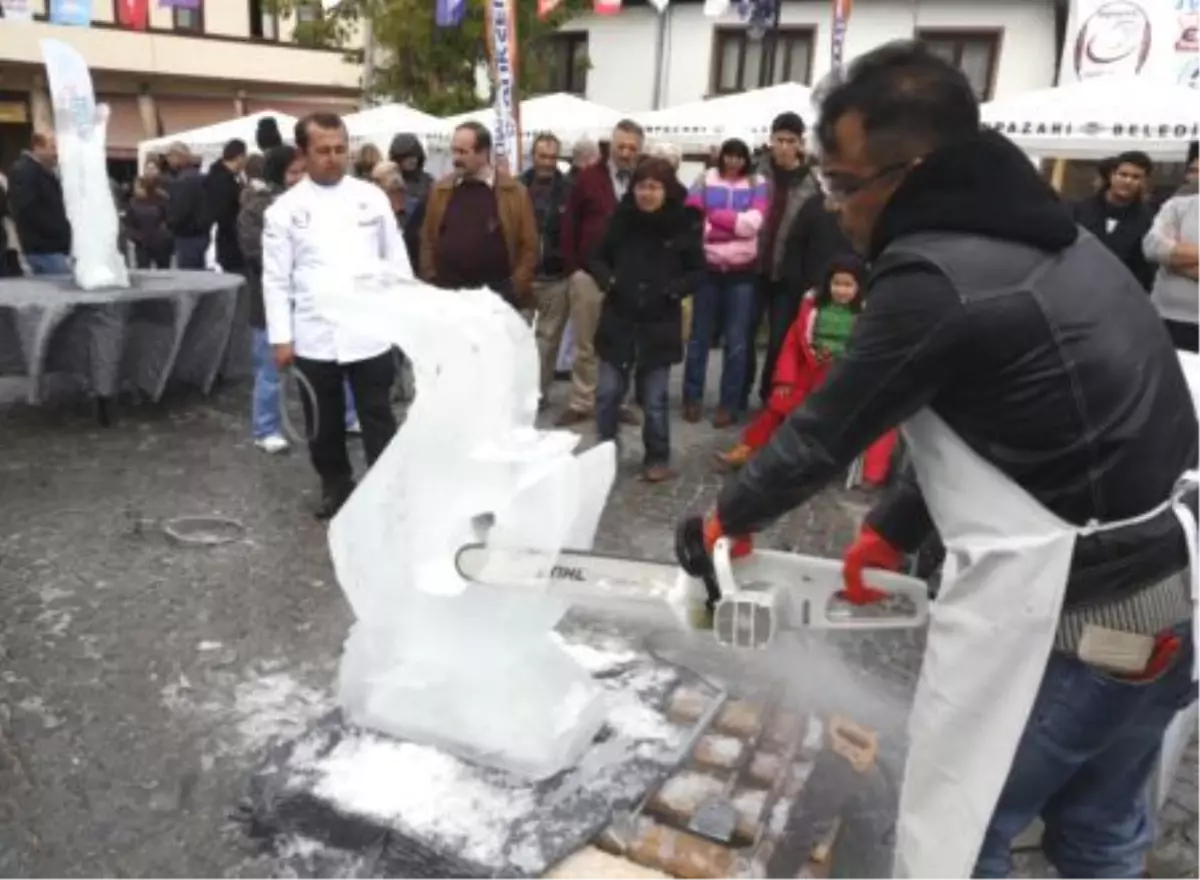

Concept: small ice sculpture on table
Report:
left=320, top=268, right=618, bottom=781
left=40, top=38, right=130, bottom=290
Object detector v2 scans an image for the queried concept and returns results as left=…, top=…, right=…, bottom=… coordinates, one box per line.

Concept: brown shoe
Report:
left=683, top=403, right=702, bottom=423
left=715, top=443, right=752, bottom=470
left=555, top=408, right=591, bottom=427
left=712, top=408, right=736, bottom=429
left=640, top=465, right=675, bottom=483
left=619, top=406, right=642, bottom=426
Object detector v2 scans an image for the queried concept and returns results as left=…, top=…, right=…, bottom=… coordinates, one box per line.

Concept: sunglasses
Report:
left=817, top=160, right=911, bottom=200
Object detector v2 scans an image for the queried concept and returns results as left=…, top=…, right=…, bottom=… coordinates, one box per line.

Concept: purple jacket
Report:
left=686, top=169, right=768, bottom=271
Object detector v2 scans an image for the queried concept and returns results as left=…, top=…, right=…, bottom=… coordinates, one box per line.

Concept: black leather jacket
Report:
left=717, top=132, right=1198, bottom=607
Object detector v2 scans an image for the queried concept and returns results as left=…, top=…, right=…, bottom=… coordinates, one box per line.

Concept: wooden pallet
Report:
left=549, top=686, right=880, bottom=879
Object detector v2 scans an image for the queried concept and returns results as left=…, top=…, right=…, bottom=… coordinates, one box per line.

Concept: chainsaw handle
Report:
left=711, top=537, right=742, bottom=600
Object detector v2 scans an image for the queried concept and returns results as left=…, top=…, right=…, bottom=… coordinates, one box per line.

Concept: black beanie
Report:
left=771, top=111, right=806, bottom=138
left=256, top=116, right=284, bottom=152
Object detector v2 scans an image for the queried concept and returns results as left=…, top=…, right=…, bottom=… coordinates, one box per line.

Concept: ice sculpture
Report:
left=320, top=268, right=618, bottom=780
left=40, top=39, right=130, bottom=290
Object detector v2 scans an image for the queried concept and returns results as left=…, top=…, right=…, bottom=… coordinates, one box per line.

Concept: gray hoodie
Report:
left=1143, top=183, right=1199, bottom=325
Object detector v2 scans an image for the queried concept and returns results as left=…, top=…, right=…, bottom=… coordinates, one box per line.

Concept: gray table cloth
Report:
left=0, top=270, right=251, bottom=404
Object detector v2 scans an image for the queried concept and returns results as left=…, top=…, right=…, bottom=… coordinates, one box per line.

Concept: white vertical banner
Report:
left=1059, top=0, right=1199, bottom=88
left=41, top=39, right=129, bottom=289
left=486, top=0, right=521, bottom=171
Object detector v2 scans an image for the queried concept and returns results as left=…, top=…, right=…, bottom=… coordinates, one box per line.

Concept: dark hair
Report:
left=717, top=137, right=753, bottom=177
left=532, top=132, right=561, bottom=154
left=256, top=116, right=284, bottom=151
left=244, top=152, right=266, bottom=181
left=613, top=118, right=645, bottom=141
left=771, top=112, right=806, bottom=138
left=295, top=112, right=346, bottom=152
left=631, top=156, right=677, bottom=189
left=1097, top=156, right=1118, bottom=183
left=455, top=121, right=493, bottom=154
left=1188, top=141, right=1199, bottom=167
left=222, top=138, right=248, bottom=162
left=815, top=253, right=867, bottom=312
left=263, top=145, right=300, bottom=189
left=1114, top=150, right=1153, bottom=175
left=815, top=40, right=979, bottom=164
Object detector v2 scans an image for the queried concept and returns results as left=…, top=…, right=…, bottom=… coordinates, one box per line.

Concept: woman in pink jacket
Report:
left=682, top=138, right=768, bottom=427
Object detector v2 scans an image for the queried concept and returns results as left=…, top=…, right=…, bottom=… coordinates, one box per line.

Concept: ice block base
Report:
left=243, top=628, right=721, bottom=878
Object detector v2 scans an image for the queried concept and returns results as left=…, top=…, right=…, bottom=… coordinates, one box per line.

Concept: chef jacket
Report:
left=262, top=175, right=411, bottom=363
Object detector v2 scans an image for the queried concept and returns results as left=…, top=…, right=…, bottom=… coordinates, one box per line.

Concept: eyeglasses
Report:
left=817, top=160, right=911, bottom=200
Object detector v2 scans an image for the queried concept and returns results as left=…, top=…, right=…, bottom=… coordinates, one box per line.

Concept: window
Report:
left=917, top=30, right=1001, bottom=100
left=711, top=28, right=814, bottom=95
left=545, top=32, right=589, bottom=95
left=172, top=2, right=204, bottom=33
left=248, top=0, right=279, bottom=40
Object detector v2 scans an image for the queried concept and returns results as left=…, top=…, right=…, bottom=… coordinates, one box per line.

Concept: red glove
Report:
left=841, top=526, right=904, bottom=605
left=703, top=512, right=754, bottom=560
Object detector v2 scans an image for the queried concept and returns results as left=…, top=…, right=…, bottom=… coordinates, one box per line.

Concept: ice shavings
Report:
left=556, top=637, right=639, bottom=675
left=312, top=735, right=536, bottom=866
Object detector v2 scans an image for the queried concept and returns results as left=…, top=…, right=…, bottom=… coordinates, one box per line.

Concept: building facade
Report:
left=542, top=0, right=1065, bottom=113
left=0, top=0, right=363, bottom=171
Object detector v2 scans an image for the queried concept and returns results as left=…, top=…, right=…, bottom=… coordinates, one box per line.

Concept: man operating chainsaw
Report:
left=676, top=41, right=1199, bottom=878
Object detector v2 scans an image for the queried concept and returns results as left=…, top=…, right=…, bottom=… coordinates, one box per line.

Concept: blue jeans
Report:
left=26, top=252, right=71, bottom=275
left=683, top=272, right=757, bottom=413
left=175, top=235, right=208, bottom=269
left=596, top=360, right=670, bottom=466
left=251, top=328, right=283, bottom=439
left=975, top=624, right=1197, bottom=878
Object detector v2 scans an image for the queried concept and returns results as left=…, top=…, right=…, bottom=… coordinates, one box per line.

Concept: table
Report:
left=0, top=270, right=250, bottom=415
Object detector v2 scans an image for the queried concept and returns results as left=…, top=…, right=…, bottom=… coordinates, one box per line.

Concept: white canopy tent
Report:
left=634, top=82, right=817, bottom=153
left=344, top=103, right=448, bottom=153
left=981, top=78, right=1199, bottom=161
left=136, top=110, right=299, bottom=170
left=443, top=93, right=627, bottom=149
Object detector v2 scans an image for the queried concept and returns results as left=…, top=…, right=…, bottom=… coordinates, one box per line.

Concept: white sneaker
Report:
left=346, top=420, right=362, bottom=435
left=255, top=434, right=290, bottom=454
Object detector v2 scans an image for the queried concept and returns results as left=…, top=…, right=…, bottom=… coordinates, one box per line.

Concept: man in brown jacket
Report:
left=419, top=121, right=537, bottom=309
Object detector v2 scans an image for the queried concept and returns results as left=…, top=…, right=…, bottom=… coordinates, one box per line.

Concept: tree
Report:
left=271, top=0, right=591, bottom=115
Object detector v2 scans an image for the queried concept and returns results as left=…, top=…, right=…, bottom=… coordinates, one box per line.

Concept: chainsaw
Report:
left=454, top=538, right=931, bottom=649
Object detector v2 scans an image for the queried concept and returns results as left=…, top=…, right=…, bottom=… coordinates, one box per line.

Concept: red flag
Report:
left=593, top=0, right=620, bottom=15
left=118, top=0, right=148, bottom=29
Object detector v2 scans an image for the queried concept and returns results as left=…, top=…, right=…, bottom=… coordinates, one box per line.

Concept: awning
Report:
left=156, top=97, right=239, bottom=138
left=244, top=98, right=359, bottom=119
left=97, top=95, right=146, bottom=159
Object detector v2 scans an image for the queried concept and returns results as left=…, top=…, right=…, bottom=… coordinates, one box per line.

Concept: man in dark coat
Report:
left=677, top=41, right=1196, bottom=879
left=204, top=138, right=248, bottom=273
left=1071, top=150, right=1156, bottom=290
left=8, top=131, right=71, bottom=275
left=556, top=118, right=644, bottom=426
left=164, top=143, right=209, bottom=269
left=521, top=132, right=572, bottom=404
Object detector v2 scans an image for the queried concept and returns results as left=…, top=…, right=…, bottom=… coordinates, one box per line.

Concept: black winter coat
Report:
left=8, top=152, right=71, bottom=255
left=781, top=190, right=853, bottom=295
left=204, top=161, right=244, bottom=271
left=717, top=131, right=1197, bottom=608
left=521, top=168, right=570, bottom=277
left=165, top=165, right=208, bottom=238
left=587, top=194, right=706, bottom=371
left=1071, top=192, right=1155, bottom=291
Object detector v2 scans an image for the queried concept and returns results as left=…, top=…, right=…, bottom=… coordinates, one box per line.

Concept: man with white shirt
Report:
left=262, top=112, right=411, bottom=519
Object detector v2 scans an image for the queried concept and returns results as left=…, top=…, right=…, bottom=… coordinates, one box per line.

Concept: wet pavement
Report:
left=0, top=373, right=1195, bottom=878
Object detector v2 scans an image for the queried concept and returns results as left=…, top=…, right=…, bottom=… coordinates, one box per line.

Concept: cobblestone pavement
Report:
left=0, top=372, right=1195, bottom=877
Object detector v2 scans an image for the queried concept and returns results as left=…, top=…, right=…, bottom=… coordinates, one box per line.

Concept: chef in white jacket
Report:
left=263, top=111, right=412, bottom=519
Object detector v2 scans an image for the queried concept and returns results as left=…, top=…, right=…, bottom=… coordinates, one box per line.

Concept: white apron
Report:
left=893, top=407, right=1199, bottom=878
